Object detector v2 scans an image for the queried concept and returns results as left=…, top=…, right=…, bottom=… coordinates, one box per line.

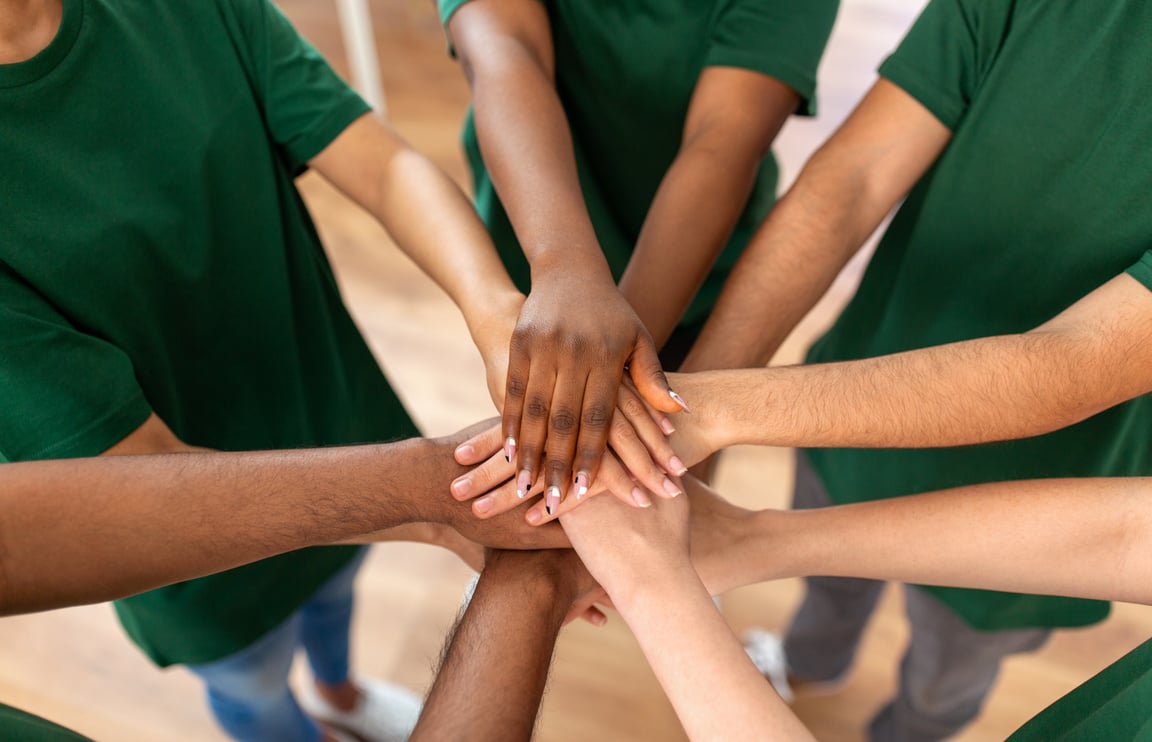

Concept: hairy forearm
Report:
left=619, top=136, right=764, bottom=349
left=0, top=439, right=445, bottom=614
left=693, top=323, right=1142, bottom=452
left=614, top=569, right=813, bottom=741
left=680, top=153, right=878, bottom=371
left=713, top=478, right=1152, bottom=605
left=412, top=552, right=569, bottom=742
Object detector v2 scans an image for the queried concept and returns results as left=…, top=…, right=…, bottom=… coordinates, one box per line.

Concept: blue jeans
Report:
left=187, top=547, right=368, bottom=742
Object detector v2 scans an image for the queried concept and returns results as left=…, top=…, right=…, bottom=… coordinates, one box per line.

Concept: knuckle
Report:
left=526, top=395, right=550, bottom=420
left=545, top=459, right=569, bottom=478
left=550, top=407, right=578, bottom=435
left=619, top=395, right=646, bottom=419
left=582, top=403, right=612, bottom=430
left=506, top=376, right=527, bottom=399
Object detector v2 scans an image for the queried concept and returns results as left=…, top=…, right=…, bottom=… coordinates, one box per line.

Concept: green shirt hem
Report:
left=879, top=57, right=965, bottom=131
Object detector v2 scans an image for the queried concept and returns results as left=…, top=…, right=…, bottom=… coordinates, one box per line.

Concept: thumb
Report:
left=628, top=335, right=687, bottom=414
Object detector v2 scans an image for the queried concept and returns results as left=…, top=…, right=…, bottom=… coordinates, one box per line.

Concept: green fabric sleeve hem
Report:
left=283, top=95, right=372, bottom=173
left=1125, top=251, right=1152, bottom=292
left=704, top=50, right=819, bottom=117
left=879, top=56, right=965, bottom=131
left=14, top=395, right=153, bottom=462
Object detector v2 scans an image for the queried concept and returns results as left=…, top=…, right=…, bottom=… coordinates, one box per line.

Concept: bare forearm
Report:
left=458, top=35, right=608, bottom=274
left=0, top=439, right=445, bottom=614
left=619, top=139, right=763, bottom=349
left=615, top=571, right=813, bottom=741
left=412, top=552, right=569, bottom=742
left=693, top=327, right=1142, bottom=452
left=374, top=144, right=522, bottom=326
left=715, top=478, right=1152, bottom=605
left=680, top=151, right=878, bottom=371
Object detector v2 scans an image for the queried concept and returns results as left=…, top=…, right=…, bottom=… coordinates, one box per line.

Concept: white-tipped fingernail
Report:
left=632, top=487, right=652, bottom=508
left=574, top=472, right=590, bottom=499
left=516, top=469, right=532, bottom=499
left=669, top=456, right=687, bottom=476
left=546, top=486, right=562, bottom=515
left=662, top=478, right=682, bottom=497
left=658, top=417, right=676, bottom=435
left=669, top=389, right=691, bottom=413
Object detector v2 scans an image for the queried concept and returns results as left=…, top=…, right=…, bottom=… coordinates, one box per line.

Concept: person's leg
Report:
left=868, top=586, right=1050, bottom=742
left=299, top=547, right=370, bottom=705
left=779, top=450, right=886, bottom=684
left=295, top=546, right=421, bottom=742
left=188, top=615, right=321, bottom=742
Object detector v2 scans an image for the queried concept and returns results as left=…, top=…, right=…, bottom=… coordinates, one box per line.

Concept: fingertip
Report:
left=454, top=444, right=474, bottom=464
left=450, top=477, right=472, bottom=500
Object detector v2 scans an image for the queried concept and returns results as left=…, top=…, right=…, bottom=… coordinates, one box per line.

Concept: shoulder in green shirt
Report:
left=0, top=0, right=418, bottom=665
left=806, top=0, right=1152, bottom=630
left=439, top=0, right=838, bottom=327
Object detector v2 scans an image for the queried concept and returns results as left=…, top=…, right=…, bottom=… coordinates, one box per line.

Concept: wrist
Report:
left=482, top=550, right=579, bottom=616
left=529, top=248, right=614, bottom=286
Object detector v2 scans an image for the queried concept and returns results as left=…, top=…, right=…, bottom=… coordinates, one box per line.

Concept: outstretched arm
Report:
left=681, top=79, right=952, bottom=372
left=308, top=113, right=524, bottom=401
left=693, top=475, right=1152, bottom=606
left=562, top=494, right=814, bottom=741
left=669, top=271, right=1152, bottom=463
left=619, top=67, right=801, bottom=349
left=446, top=0, right=681, bottom=503
left=411, top=549, right=599, bottom=742
left=0, top=419, right=567, bottom=616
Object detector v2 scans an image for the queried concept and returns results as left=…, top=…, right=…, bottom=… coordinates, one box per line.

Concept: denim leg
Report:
left=187, top=615, right=321, bottom=742
left=299, top=546, right=369, bottom=686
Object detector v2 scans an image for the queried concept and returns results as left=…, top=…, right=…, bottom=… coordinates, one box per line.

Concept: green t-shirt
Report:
left=0, top=705, right=91, bottom=742
left=1008, top=637, right=1152, bottom=741
left=806, top=0, right=1152, bottom=630
left=0, top=0, right=418, bottom=666
left=439, top=0, right=838, bottom=329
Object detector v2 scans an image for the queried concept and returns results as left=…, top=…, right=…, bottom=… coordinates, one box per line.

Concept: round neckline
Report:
left=0, top=0, right=84, bottom=89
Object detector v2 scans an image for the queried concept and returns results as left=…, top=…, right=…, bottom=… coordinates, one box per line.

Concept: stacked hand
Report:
left=479, top=275, right=690, bottom=516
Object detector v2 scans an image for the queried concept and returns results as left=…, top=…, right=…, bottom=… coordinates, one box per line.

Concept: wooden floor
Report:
left=3, top=1, right=1150, bottom=740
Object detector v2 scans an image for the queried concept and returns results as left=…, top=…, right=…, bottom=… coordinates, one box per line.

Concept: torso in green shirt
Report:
left=0, top=0, right=418, bottom=665
left=806, top=0, right=1152, bottom=630
left=439, top=0, right=838, bottom=328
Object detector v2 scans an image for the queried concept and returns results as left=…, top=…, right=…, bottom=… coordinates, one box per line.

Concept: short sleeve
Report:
left=878, top=0, right=1012, bottom=131
left=1126, top=250, right=1152, bottom=292
left=222, top=0, right=371, bottom=171
left=705, top=0, right=839, bottom=117
left=0, top=267, right=152, bottom=462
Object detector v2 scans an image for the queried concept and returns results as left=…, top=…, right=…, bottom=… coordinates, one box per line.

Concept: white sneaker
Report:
left=742, top=629, right=794, bottom=704
left=298, top=677, right=423, bottom=742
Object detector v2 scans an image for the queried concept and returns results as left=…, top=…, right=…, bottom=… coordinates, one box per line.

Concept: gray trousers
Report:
left=783, top=451, right=1050, bottom=742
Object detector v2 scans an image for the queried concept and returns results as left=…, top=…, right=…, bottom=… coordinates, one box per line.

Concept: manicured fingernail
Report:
left=669, top=456, right=687, bottom=476
left=474, top=496, right=494, bottom=515
left=504, top=437, right=516, bottom=463
left=456, top=443, right=475, bottom=460
left=632, top=487, right=652, bottom=508
left=658, top=416, right=676, bottom=435
left=526, top=508, right=543, bottom=525
left=516, top=469, right=532, bottom=499
left=545, top=486, right=561, bottom=515
left=662, top=478, right=682, bottom=497
left=669, top=389, right=691, bottom=413
left=574, top=472, right=590, bottom=499
left=451, top=478, right=472, bottom=498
